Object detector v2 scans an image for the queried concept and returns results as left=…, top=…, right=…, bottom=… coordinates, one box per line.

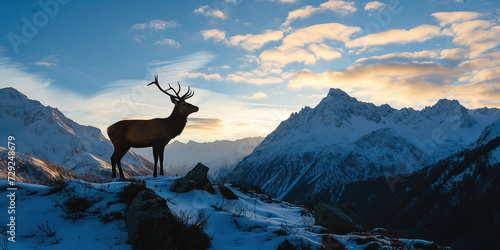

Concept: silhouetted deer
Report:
left=107, top=75, right=199, bottom=179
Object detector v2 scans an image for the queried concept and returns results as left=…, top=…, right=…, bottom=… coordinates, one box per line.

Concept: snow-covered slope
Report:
left=0, top=87, right=153, bottom=178
left=323, top=125, right=500, bottom=249
left=132, top=137, right=263, bottom=181
left=230, top=88, right=500, bottom=202
left=0, top=177, right=440, bottom=249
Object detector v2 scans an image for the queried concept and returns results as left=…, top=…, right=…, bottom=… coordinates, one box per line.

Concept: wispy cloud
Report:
left=179, top=72, right=222, bottom=81
left=227, top=30, right=284, bottom=51
left=34, top=55, right=58, bottom=67
left=243, top=92, right=269, bottom=99
left=281, top=0, right=357, bottom=28
left=153, top=38, right=180, bottom=47
left=440, top=48, right=469, bottom=60
left=202, top=29, right=284, bottom=51
left=200, top=29, right=227, bottom=43
left=431, top=11, right=482, bottom=26
left=356, top=50, right=438, bottom=63
left=193, top=5, right=227, bottom=19
left=226, top=71, right=284, bottom=85
left=185, top=118, right=224, bottom=131
left=346, top=25, right=441, bottom=48
left=131, top=20, right=179, bottom=30
left=364, top=1, right=386, bottom=11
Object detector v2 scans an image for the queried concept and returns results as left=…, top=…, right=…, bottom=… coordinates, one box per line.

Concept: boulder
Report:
left=126, top=190, right=176, bottom=249
left=170, top=163, right=216, bottom=194
left=218, top=184, right=238, bottom=200
left=185, top=163, right=210, bottom=188
left=313, top=202, right=365, bottom=234
left=169, top=177, right=193, bottom=193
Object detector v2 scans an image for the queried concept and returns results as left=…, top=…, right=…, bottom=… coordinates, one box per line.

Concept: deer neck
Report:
left=165, top=109, right=188, bottom=136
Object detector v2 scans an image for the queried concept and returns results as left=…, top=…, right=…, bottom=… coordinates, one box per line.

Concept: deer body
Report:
left=107, top=76, right=198, bottom=179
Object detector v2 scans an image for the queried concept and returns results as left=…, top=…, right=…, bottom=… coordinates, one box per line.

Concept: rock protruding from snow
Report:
left=127, top=190, right=175, bottom=249
left=170, top=163, right=215, bottom=194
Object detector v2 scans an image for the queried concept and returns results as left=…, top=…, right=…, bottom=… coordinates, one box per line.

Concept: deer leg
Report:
left=111, top=149, right=122, bottom=179
left=110, top=153, right=117, bottom=179
left=113, top=146, right=129, bottom=180
left=152, top=146, right=159, bottom=178
left=159, top=146, right=166, bottom=176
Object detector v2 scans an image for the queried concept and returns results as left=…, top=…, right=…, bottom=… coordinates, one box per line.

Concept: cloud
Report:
left=226, top=71, right=284, bottom=85
left=193, top=5, right=227, bottom=19
left=287, top=60, right=500, bottom=108
left=445, top=20, right=500, bottom=57
left=356, top=50, right=438, bottom=63
left=153, top=38, right=180, bottom=47
left=440, top=48, right=469, bottom=60
left=185, top=118, right=224, bottom=131
left=288, top=62, right=454, bottom=90
left=364, top=1, right=386, bottom=11
left=228, top=30, right=284, bottom=51
left=308, top=44, right=343, bottom=61
left=201, top=29, right=284, bottom=51
left=34, top=62, right=56, bottom=67
left=200, top=29, right=226, bottom=43
left=431, top=11, right=482, bottom=26
left=258, top=23, right=360, bottom=68
left=281, top=23, right=360, bottom=50
left=243, top=92, right=269, bottom=99
left=281, top=0, right=356, bottom=27
left=132, top=20, right=178, bottom=30
left=34, top=55, right=58, bottom=67
left=179, top=72, right=222, bottom=81
left=259, top=47, right=317, bottom=68
left=208, top=65, right=231, bottom=71
left=346, top=25, right=441, bottom=48
left=133, top=35, right=146, bottom=43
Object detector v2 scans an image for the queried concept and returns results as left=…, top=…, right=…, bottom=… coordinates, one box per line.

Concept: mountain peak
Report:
left=327, top=88, right=350, bottom=98
left=0, top=87, right=28, bottom=100
left=319, top=88, right=360, bottom=108
left=434, top=98, right=461, bottom=108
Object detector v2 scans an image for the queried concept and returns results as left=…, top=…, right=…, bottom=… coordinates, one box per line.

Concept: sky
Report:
left=1, top=0, right=500, bottom=142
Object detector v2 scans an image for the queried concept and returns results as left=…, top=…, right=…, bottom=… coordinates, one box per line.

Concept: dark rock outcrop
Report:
left=170, top=163, right=216, bottom=194
left=126, top=190, right=175, bottom=249
left=314, top=202, right=365, bottom=234
left=126, top=189, right=212, bottom=249
left=218, top=184, right=238, bottom=200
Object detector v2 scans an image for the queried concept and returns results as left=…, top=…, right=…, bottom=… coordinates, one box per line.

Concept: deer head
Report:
left=147, top=74, right=199, bottom=116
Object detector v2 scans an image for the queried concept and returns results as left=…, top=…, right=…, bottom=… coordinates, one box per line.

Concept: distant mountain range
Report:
left=0, top=87, right=262, bottom=182
left=132, top=137, right=263, bottom=181
left=230, top=88, right=500, bottom=202
left=0, top=87, right=153, bottom=180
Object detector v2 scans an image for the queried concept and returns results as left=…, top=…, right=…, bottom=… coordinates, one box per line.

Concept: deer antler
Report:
left=147, top=75, right=194, bottom=100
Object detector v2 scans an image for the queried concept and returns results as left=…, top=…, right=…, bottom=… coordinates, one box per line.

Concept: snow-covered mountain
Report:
left=319, top=121, right=500, bottom=249
left=0, top=87, right=153, bottom=179
left=132, top=137, right=263, bottom=181
left=230, top=88, right=500, bottom=202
